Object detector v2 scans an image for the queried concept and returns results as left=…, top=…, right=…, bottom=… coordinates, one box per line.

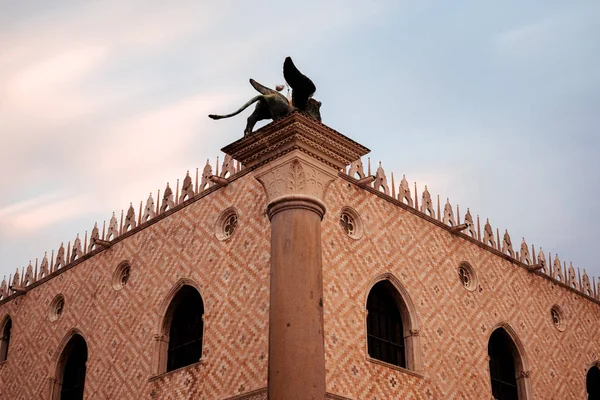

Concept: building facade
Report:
left=0, top=112, right=599, bottom=399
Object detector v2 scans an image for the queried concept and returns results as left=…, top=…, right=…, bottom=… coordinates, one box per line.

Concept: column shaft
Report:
left=268, top=204, right=326, bottom=400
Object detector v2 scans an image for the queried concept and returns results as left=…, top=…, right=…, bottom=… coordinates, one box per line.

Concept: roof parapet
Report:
left=0, top=154, right=244, bottom=303
left=342, top=156, right=599, bottom=302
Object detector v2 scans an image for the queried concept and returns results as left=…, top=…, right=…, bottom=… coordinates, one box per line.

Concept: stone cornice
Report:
left=221, top=112, right=370, bottom=172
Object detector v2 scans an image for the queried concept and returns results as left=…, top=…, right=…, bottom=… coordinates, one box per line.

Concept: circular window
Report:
left=339, top=207, right=363, bottom=240
left=49, top=295, right=65, bottom=322
left=215, top=208, right=238, bottom=241
left=457, top=263, right=477, bottom=291
left=550, top=305, right=565, bottom=331
left=112, top=261, right=131, bottom=291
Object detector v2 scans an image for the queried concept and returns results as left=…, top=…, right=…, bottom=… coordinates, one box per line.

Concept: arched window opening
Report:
left=0, top=317, right=12, bottom=362
left=488, top=328, right=520, bottom=400
left=59, top=334, right=88, bottom=400
left=587, top=365, right=600, bottom=400
left=366, top=281, right=406, bottom=368
left=166, top=285, right=204, bottom=372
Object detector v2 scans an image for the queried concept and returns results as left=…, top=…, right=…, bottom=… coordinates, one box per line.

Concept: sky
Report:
left=1, top=1, right=599, bottom=283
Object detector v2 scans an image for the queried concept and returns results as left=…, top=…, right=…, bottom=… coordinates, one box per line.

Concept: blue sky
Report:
left=1, top=1, right=599, bottom=283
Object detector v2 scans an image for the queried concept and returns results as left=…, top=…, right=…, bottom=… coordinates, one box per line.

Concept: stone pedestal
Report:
left=223, top=112, right=369, bottom=400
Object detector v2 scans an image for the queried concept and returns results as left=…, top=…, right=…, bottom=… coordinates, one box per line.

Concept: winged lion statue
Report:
left=208, top=57, right=321, bottom=136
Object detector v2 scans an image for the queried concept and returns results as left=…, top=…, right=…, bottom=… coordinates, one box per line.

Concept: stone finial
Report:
left=483, top=219, right=496, bottom=248
left=568, top=263, right=577, bottom=290
left=23, top=262, right=34, bottom=286
left=106, top=213, right=119, bottom=240
left=520, top=238, right=531, bottom=265
left=39, top=253, right=49, bottom=279
left=501, top=230, right=514, bottom=257
left=142, top=194, right=156, bottom=222
left=11, top=269, right=20, bottom=288
left=398, top=175, right=413, bottom=207
left=414, top=182, right=419, bottom=210
left=443, top=199, right=455, bottom=226
left=373, top=163, right=389, bottom=194
left=54, top=243, right=66, bottom=270
left=220, top=154, right=236, bottom=178
left=200, top=160, right=213, bottom=191
left=464, top=209, right=477, bottom=238
left=348, top=159, right=366, bottom=179
left=179, top=171, right=195, bottom=203
left=536, top=248, right=546, bottom=274
left=553, top=255, right=563, bottom=282
left=123, top=204, right=137, bottom=232
left=71, top=235, right=83, bottom=263
left=160, top=183, right=175, bottom=213
left=89, top=223, right=100, bottom=252
left=420, top=185, right=435, bottom=218
left=0, top=278, right=7, bottom=300
left=582, top=270, right=593, bottom=296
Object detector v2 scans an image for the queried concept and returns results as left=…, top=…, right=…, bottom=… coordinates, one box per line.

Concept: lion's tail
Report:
left=208, top=95, right=262, bottom=120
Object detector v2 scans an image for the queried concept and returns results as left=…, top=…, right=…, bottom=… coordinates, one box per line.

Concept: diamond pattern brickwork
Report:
left=1, top=168, right=600, bottom=399
left=0, top=174, right=270, bottom=400
left=322, top=178, right=600, bottom=399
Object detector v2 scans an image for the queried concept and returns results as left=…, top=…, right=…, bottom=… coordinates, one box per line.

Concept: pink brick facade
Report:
left=0, top=174, right=271, bottom=399
left=0, top=117, right=598, bottom=399
left=321, top=176, right=600, bottom=399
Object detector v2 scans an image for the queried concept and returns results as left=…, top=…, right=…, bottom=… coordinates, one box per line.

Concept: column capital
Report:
left=255, top=155, right=333, bottom=219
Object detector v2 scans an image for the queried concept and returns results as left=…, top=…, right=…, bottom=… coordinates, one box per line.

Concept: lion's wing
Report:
left=249, top=79, right=288, bottom=102
left=283, top=57, right=316, bottom=111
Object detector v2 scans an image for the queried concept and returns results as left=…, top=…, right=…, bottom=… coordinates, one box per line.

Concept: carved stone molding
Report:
left=222, top=112, right=370, bottom=173
left=223, top=388, right=267, bottom=400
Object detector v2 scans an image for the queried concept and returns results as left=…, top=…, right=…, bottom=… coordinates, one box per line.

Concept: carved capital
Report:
left=256, top=154, right=336, bottom=202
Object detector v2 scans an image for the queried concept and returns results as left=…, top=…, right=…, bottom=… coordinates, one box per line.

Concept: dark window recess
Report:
left=366, top=282, right=406, bottom=368
left=0, top=318, right=12, bottom=362
left=488, top=329, right=519, bottom=400
left=167, top=286, right=204, bottom=372
left=60, top=334, right=88, bottom=400
left=587, top=366, right=600, bottom=400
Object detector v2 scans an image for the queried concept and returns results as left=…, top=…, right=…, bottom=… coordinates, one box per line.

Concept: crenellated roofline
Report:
left=0, top=155, right=251, bottom=305
left=1, top=114, right=598, bottom=307
left=341, top=157, right=600, bottom=305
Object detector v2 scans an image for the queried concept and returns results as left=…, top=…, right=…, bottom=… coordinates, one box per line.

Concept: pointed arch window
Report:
left=0, top=316, right=12, bottom=362
left=488, top=327, right=529, bottom=400
left=587, top=365, right=600, bottom=400
left=367, top=281, right=405, bottom=367
left=163, top=285, right=204, bottom=373
left=365, top=277, right=422, bottom=372
left=57, top=334, right=88, bottom=400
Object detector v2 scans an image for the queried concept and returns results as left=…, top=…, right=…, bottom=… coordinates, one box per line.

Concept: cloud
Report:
left=493, top=5, right=600, bottom=75
left=0, top=192, right=90, bottom=237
